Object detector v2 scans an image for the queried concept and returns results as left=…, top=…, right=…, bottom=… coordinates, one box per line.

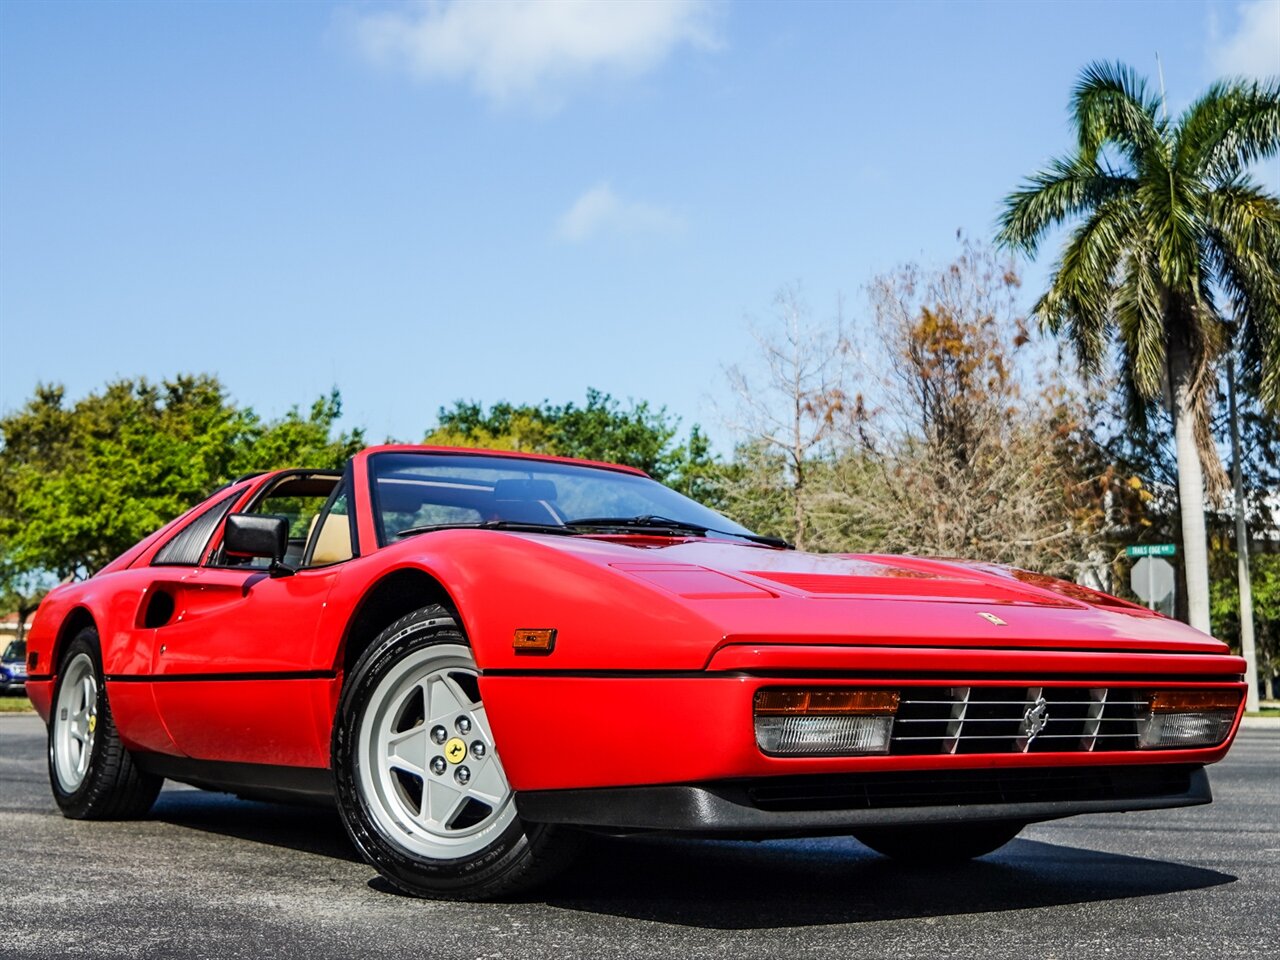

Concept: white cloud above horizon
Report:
left=342, top=0, right=722, bottom=108
left=555, top=183, right=683, bottom=242
left=1208, top=0, right=1280, bottom=79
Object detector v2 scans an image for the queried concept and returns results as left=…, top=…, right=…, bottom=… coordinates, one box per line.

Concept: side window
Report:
left=153, top=491, right=240, bottom=567
left=213, top=474, right=339, bottom=570
left=302, top=483, right=355, bottom=568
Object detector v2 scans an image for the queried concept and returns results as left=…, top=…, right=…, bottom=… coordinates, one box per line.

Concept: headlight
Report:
left=1138, top=690, right=1241, bottom=749
left=754, top=689, right=899, bottom=756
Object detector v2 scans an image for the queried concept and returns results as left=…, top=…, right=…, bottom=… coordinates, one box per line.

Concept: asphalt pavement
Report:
left=1, top=713, right=1277, bottom=960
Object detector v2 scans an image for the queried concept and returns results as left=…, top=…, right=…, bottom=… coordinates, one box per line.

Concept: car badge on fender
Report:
left=978, top=611, right=1007, bottom=626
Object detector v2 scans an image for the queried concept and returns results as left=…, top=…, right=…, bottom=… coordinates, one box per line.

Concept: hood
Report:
left=508, top=533, right=1227, bottom=658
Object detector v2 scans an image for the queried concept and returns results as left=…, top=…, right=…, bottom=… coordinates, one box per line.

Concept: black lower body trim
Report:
left=135, top=753, right=335, bottom=806
left=106, top=670, right=335, bottom=683
left=515, top=764, right=1210, bottom=836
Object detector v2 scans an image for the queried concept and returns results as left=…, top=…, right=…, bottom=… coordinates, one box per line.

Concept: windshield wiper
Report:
left=396, top=520, right=572, bottom=538
left=568, top=515, right=791, bottom=549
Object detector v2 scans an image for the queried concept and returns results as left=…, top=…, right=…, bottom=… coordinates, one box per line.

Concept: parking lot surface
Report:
left=1, top=714, right=1277, bottom=959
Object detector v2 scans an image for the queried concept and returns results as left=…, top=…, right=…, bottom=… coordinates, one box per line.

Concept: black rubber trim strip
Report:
left=484, top=669, right=722, bottom=679
left=105, top=670, right=336, bottom=683
left=712, top=642, right=1230, bottom=656
left=134, top=753, right=334, bottom=804
left=514, top=766, right=1211, bottom=835
left=481, top=668, right=1239, bottom=683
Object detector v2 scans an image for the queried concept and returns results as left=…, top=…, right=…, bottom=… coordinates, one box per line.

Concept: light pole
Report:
left=1227, top=353, right=1260, bottom=712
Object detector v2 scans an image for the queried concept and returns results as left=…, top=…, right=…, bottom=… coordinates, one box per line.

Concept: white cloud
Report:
left=344, top=0, right=721, bottom=107
left=1208, top=0, right=1280, bottom=79
left=555, top=183, right=682, bottom=242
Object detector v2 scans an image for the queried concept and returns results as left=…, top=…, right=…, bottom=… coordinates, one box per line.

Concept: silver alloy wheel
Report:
left=53, top=652, right=98, bottom=792
left=356, top=643, right=516, bottom=860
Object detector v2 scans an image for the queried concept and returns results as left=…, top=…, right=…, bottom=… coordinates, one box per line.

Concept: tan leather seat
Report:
left=307, top=512, right=353, bottom=566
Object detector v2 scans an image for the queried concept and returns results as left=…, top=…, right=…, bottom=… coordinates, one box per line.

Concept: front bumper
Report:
left=479, top=645, right=1246, bottom=792
left=516, top=763, right=1211, bottom=836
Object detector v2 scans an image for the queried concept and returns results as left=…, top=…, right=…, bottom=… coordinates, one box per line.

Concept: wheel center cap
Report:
left=444, top=737, right=467, bottom=764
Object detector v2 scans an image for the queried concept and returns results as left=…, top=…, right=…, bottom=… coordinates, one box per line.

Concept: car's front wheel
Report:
left=49, top=629, right=162, bottom=819
left=854, top=820, right=1025, bottom=863
left=333, top=605, right=576, bottom=899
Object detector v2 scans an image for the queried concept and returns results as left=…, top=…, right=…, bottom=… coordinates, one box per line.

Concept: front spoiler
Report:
left=515, top=764, right=1210, bottom=836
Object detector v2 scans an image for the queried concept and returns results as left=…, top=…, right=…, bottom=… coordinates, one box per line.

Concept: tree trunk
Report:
left=792, top=461, right=806, bottom=552
left=1168, top=341, right=1212, bottom=635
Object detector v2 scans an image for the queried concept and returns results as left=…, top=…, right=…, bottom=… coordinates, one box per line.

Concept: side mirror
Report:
left=223, top=514, right=292, bottom=576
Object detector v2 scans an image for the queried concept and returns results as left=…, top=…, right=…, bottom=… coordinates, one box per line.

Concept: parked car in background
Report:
left=1, top=639, right=28, bottom=694
left=23, top=445, right=1248, bottom=900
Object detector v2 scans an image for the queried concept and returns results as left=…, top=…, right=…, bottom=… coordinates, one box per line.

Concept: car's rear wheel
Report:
left=49, top=629, right=162, bottom=819
left=333, top=605, right=577, bottom=900
left=854, top=820, right=1025, bottom=863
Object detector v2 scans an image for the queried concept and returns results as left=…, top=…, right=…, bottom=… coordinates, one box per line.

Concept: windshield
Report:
left=368, top=452, right=754, bottom=546
left=3, top=640, right=25, bottom=661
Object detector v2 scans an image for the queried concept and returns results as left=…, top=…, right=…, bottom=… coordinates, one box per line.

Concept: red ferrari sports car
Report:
left=25, top=446, right=1246, bottom=899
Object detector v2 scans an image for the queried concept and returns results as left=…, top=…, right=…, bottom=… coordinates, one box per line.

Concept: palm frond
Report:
left=1112, top=233, right=1166, bottom=399
left=1176, top=78, right=1280, bottom=183
left=1073, top=61, right=1165, bottom=162
left=1033, top=199, right=1137, bottom=375
left=1206, top=221, right=1280, bottom=410
left=1205, top=178, right=1280, bottom=245
left=1130, top=152, right=1202, bottom=293
left=997, top=155, right=1134, bottom=256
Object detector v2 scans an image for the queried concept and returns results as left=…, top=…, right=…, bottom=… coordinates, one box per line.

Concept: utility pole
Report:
left=1227, top=354, right=1260, bottom=712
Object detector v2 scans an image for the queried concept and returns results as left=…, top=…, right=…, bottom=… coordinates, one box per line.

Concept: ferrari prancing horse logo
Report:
left=445, top=738, right=467, bottom=764
left=1022, top=696, right=1050, bottom=742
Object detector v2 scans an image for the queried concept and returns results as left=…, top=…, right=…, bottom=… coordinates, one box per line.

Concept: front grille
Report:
left=889, top=686, right=1147, bottom=755
left=745, top=764, right=1196, bottom=812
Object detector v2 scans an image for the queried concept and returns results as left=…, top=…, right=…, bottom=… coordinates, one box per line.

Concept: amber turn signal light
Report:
left=754, top=689, right=900, bottom=716
left=1149, top=690, right=1242, bottom=713
left=512, top=628, right=556, bottom=654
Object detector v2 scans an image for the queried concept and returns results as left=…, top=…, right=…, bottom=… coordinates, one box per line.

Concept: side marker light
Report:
left=513, top=628, right=556, bottom=654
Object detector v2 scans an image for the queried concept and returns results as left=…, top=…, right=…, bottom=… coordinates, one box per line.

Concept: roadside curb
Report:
left=1241, top=715, right=1280, bottom=729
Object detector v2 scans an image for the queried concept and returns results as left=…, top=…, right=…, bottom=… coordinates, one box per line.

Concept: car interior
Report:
left=217, top=473, right=351, bottom=569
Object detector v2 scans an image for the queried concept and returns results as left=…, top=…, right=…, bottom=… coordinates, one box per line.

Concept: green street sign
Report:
left=1126, top=543, right=1176, bottom=558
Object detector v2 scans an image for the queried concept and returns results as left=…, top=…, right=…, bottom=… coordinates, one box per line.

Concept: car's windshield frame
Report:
left=366, top=451, right=763, bottom=548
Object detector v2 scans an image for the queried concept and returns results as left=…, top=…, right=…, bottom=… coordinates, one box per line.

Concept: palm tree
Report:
left=998, top=62, right=1280, bottom=635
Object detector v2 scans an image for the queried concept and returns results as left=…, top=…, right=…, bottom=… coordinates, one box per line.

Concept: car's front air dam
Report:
left=514, top=764, right=1212, bottom=835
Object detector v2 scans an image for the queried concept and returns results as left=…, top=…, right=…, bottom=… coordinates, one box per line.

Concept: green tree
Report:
left=1212, top=551, right=1280, bottom=695
left=997, top=62, right=1280, bottom=633
left=0, top=377, right=362, bottom=604
left=231, top=389, right=365, bottom=475
left=425, top=389, right=718, bottom=499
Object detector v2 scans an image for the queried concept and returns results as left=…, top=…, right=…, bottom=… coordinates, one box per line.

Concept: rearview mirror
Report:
left=223, top=514, right=290, bottom=575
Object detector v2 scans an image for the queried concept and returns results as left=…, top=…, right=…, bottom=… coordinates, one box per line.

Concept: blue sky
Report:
left=1, top=0, right=1277, bottom=451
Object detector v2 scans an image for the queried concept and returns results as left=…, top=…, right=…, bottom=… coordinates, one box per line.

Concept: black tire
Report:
left=333, top=605, right=578, bottom=900
left=854, top=820, right=1025, bottom=863
left=48, top=629, right=162, bottom=819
